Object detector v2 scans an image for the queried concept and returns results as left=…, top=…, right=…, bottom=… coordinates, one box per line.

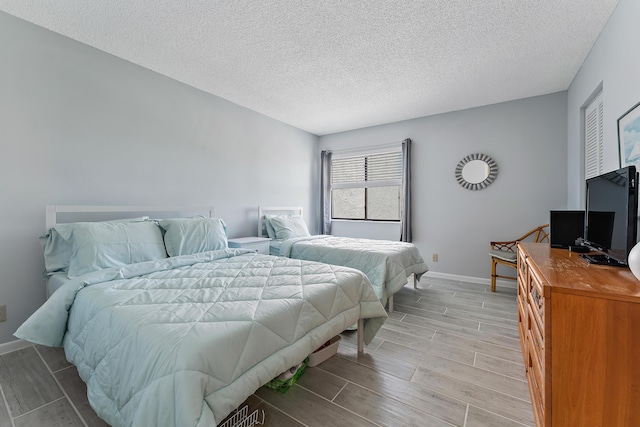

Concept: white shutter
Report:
left=585, top=91, right=604, bottom=179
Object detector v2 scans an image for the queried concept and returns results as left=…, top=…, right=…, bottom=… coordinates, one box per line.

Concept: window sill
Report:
left=331, top=219, right=400, bottom=224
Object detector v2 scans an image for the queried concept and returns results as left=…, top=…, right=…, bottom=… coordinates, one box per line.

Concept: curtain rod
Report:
left=323, top=139, right=409, bottom=156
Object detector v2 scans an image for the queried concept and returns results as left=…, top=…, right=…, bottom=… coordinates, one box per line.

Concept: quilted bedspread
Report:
left=16, top=249, right=387, bottom=427
left=279, top=235, right=428, bottom=306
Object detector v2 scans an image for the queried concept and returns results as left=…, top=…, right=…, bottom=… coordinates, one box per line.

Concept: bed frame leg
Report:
left=388, top=295, right=394, bottom=312
left=413, top=274, right=418, bottom=289
left=357, top=318, right=364, bottom=352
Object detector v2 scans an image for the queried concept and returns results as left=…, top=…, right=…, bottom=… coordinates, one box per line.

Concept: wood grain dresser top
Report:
left=519, top=242, right=640, bottom=301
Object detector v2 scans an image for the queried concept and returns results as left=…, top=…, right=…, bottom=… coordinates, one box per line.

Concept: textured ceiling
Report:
left=0, top=1, right=619, bottom=135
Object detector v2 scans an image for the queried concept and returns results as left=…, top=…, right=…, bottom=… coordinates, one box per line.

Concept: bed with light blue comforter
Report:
left=16, top=249, right=387, bottom=427
left=279, top=235, right=429, bottom=307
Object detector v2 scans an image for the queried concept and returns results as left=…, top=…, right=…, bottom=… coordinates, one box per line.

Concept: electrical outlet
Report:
left=0, top=305, right=6, bottom=322
left=432, top=253, right=439, bottom=262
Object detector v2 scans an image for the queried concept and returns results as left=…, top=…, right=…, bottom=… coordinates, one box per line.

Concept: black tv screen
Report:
left=583, top=166, right=638, bottom=265
left=550, top=210, right=585, bottom=248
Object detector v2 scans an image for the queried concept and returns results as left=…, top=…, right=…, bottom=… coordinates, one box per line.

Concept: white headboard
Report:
left=45, top=205, right=215, bottom=231
left=257, top=206, right=303, bottom=238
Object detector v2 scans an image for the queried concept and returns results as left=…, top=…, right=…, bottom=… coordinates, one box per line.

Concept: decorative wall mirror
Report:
left=455, top=153, right=498, bottom=190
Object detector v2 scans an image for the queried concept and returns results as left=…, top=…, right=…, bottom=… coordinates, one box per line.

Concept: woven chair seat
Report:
left=489, top=250, right=517, bottom=263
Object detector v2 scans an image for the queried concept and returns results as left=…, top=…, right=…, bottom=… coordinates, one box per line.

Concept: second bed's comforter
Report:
left=16, top=249, right=387, bottom=427
left=279, top=235, right=429, bottom=306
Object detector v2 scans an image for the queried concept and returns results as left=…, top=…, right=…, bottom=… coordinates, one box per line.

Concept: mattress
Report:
left=16, top=249, right=387, bottom=427
left=279, top=235, right=428, bottom=306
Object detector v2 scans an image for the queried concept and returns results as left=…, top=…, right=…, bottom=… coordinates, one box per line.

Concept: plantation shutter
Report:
left=585, top=91, right=604, bottom=179
left=331, top=151, right=403, bottom=189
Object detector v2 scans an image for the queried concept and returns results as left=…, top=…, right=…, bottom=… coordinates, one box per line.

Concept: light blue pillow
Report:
left=40, top=228, right=73, bottom=276
left=268, top=215, right=311, bottom=239
left=158, top=217, right=228, bottom=257
left=39, top=216, right=149, bottom=276
left=263, top=215, right=277, bottom=239
left=61, top=221, right=167, bottom=278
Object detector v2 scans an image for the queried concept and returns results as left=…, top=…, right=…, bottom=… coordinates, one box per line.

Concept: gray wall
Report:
left=0, top=12, right=318, bottom=344
left=320, top=92, right=568, bottom=281
left=567, top=0, right=639, bottom=209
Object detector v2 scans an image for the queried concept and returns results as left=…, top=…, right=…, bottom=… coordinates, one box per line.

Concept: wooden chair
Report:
left=490, top=224, right=549, bottom=292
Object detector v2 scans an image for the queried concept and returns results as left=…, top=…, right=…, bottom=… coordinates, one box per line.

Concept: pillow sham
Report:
left=39, top=216, right=149, bottom=276
left=61, top=221, right=167, bottom=277
left=158, top=217, right=228, bottom=257
left=263, top=215, right=277, bottom=239
left=268, top=215, right=311, bottom=240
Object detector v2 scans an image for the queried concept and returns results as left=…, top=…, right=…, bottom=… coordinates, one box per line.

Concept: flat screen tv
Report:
left=582, top=165, right=638, bottom=266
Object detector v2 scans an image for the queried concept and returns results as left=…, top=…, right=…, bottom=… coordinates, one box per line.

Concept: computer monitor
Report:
left=550, top=210, right=585, bottom=248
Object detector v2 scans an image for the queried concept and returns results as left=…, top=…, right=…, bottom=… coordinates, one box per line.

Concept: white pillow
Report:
left=268, top=215, right=311, bottom=239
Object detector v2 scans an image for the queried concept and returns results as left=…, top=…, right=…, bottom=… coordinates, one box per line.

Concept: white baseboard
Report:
left=424, top=271, right=517, bottom=289
left=0, top=339, right=32, bottom=355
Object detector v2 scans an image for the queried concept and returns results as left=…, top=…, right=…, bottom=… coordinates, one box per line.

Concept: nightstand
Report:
left=227, top=237, right=270, bottom=255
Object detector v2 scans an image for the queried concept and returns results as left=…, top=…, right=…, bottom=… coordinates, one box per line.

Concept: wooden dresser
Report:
left=517, top=242, right=640, bottom=427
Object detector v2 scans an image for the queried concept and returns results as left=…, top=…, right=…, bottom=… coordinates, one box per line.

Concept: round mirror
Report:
left=455, top=153, right=498, bottom=190
left=461, top=159, right=490, bottom=184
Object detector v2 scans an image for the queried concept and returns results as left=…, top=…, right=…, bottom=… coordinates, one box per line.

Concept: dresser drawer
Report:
left=526, top=260, right=545, bottom=333
left=517, top=279, right=527, bottom=319
left=517, top=250, right=528, bottom=304
left=526, top=335, right=545, bottom=427
left=528, top=305, right=544, bottom=367
left=517, top=251, right=529, bottom=366
left=517, top=249, right=528, bottom=282
left=517, top=291, right=527, bottom=332
left=517, top=297, right=528, bottom=364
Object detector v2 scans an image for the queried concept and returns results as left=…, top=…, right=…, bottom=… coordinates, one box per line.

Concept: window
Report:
left=331, top=150, right=402, bottom=221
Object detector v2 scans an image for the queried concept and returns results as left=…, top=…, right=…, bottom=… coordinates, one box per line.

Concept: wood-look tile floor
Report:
left=0, top=278, right=533, bottom=426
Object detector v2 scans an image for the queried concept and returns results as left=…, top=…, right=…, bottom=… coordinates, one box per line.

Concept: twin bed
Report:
left=258, top=206, right=429, bottom=311
left=16, top=206, right=389, bottom=427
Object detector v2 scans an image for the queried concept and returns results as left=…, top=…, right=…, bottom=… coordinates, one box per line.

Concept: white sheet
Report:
left=269, top=239, right=284, bottom=256
left=46, top=273, right=70, bottom=299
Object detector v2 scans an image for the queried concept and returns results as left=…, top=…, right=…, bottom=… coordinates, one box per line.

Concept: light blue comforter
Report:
left=279, top=235, right=429, bottom=307
left=16, top=249, right=387, bottom=426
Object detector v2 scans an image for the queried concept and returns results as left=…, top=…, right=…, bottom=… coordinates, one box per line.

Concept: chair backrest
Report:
left=527, top=224, right=550, bottom=243
left=491, top=224, right=550, bottom=253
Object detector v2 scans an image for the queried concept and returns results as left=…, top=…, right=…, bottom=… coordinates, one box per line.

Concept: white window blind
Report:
left=585, top=91, right=604, bottom=179
left=331, top=151, right=402, bottom=189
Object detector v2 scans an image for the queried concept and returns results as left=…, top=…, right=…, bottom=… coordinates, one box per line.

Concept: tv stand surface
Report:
left=579, top=253, right=628, bottom=267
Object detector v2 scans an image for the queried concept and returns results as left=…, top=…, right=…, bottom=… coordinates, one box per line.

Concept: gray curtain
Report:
left=320, top=150, right=332, bottom=235
left=400, top=139, right=412, bottom=242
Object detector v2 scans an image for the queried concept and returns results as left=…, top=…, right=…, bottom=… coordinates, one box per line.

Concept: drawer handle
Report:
left=531, top=286, right=542, bottom=304
left=532, top=287, right=540, bottom=305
